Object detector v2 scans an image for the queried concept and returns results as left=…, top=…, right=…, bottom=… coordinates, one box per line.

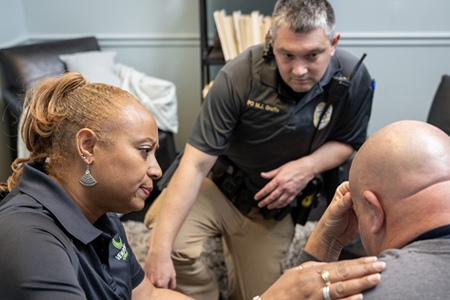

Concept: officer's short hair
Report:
left=271, top=0, right=335, bottom=42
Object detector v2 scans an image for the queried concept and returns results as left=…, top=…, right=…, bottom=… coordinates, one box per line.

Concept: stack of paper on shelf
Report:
left=213, top=9, right=272, bottom=62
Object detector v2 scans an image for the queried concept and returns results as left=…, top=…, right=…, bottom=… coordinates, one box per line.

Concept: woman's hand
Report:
left=259, top=256, right=385, bottom=300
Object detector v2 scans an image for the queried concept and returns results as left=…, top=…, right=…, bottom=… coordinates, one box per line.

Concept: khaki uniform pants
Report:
left=144, top=178, right=294, bottom=300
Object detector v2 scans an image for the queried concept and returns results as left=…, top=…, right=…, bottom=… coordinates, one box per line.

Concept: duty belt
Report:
left=210, top=155, right=321, bottom=225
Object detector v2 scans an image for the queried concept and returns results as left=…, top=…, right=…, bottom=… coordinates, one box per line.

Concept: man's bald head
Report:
left=349, top=120, right=450, bottom=254
left=350, top=120, right=450, bottom=203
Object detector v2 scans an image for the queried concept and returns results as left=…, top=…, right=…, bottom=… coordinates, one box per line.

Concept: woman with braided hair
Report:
left=0, top=72, right=193, bottom=299
left=0, top=72, right=383, bottom=300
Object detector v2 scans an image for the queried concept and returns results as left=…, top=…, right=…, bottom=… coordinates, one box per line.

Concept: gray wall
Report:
left=333, top=0, right=450, bottom=137
left=0, top=0, right=27, bottom=47
left=0, top=0, right=28, bottom=182
left=1, top=0, right=450, bottom=182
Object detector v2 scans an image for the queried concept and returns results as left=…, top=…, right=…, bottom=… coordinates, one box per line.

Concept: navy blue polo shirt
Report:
left=0, top=162, right=144, bottom=300
left=189, top=44, right=373, bottom=192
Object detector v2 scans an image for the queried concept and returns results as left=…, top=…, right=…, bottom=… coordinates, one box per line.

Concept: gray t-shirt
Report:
left=363, top=239, right=450, bottom=299
left=295, top=227, right=450, bottom=299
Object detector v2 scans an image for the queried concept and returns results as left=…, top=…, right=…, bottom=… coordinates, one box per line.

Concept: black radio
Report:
left=290, top=178, right=322, bottom=225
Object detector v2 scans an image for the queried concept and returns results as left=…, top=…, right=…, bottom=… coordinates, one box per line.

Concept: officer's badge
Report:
left=313, top=102, right=333, bottom=130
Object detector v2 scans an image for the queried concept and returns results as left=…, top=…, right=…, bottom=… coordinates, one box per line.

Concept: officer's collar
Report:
left=18, top=162, right=103, bottom=244
left=260, top=51, right=343, bottom=93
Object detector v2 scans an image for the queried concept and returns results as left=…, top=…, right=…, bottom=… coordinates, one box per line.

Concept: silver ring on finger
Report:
left=323, top=285, right=331, bottom=300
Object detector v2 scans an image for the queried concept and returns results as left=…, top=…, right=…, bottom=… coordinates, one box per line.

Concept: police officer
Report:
left=144, top=1, right=374, bottom=299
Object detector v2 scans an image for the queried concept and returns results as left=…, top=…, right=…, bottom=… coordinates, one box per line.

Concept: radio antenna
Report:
left=348, top=53, right=367, bottom=81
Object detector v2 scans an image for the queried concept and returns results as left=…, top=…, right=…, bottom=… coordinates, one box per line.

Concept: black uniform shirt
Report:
left=0, top=162, right=144, bottom=300
left=189, top=44, right=374, bottom=191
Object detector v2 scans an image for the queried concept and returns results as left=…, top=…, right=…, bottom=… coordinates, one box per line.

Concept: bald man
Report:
left=296, top=120, right=450, bottom=299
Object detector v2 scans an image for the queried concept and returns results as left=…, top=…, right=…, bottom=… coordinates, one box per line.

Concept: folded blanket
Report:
left=115, top=63, right=178, bottom=134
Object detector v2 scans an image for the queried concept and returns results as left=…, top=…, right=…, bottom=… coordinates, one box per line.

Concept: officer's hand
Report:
left=255, top=157, right=315, bottom=209
left=144, top=246, right=177, bottom=290
left=304, top=182, right=360, bottom=262
left=259, top=256, right=384, bottom=300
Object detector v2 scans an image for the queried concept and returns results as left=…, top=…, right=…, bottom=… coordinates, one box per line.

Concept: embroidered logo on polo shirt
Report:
left=112, top=236, right=128, bottom=261
left=313, top=102, right=333, bottom=130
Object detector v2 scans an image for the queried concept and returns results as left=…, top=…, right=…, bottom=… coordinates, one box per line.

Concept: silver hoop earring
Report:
left=79, top=164, right=97, bottom=187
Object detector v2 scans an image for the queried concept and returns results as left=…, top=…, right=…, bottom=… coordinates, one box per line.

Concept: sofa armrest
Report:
left=1, top=87, right=22, bottom=158
left=0, top=37, right=100, bottom=92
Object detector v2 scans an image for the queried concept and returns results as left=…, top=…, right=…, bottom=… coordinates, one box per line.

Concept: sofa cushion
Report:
left=59, top=50, right=121, bottom=87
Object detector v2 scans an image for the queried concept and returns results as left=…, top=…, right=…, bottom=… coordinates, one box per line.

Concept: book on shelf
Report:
left=213, top=10, right=230, bottom=61
left=224, top=15, right=239, bottom=59
left=262, top=16, right=272, bottom=44
left=213, top=9, right=272, bottom=62
left=251, top=11, right=262, bottom=46
left=232, top=10, right=244, bottom=54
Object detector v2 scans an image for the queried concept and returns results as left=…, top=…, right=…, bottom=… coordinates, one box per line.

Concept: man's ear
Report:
left=330, top=32, right=340, bottom=56
left=76, top=128, right=98, bottom=163
left=362, top=190, right=385, bottom=234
